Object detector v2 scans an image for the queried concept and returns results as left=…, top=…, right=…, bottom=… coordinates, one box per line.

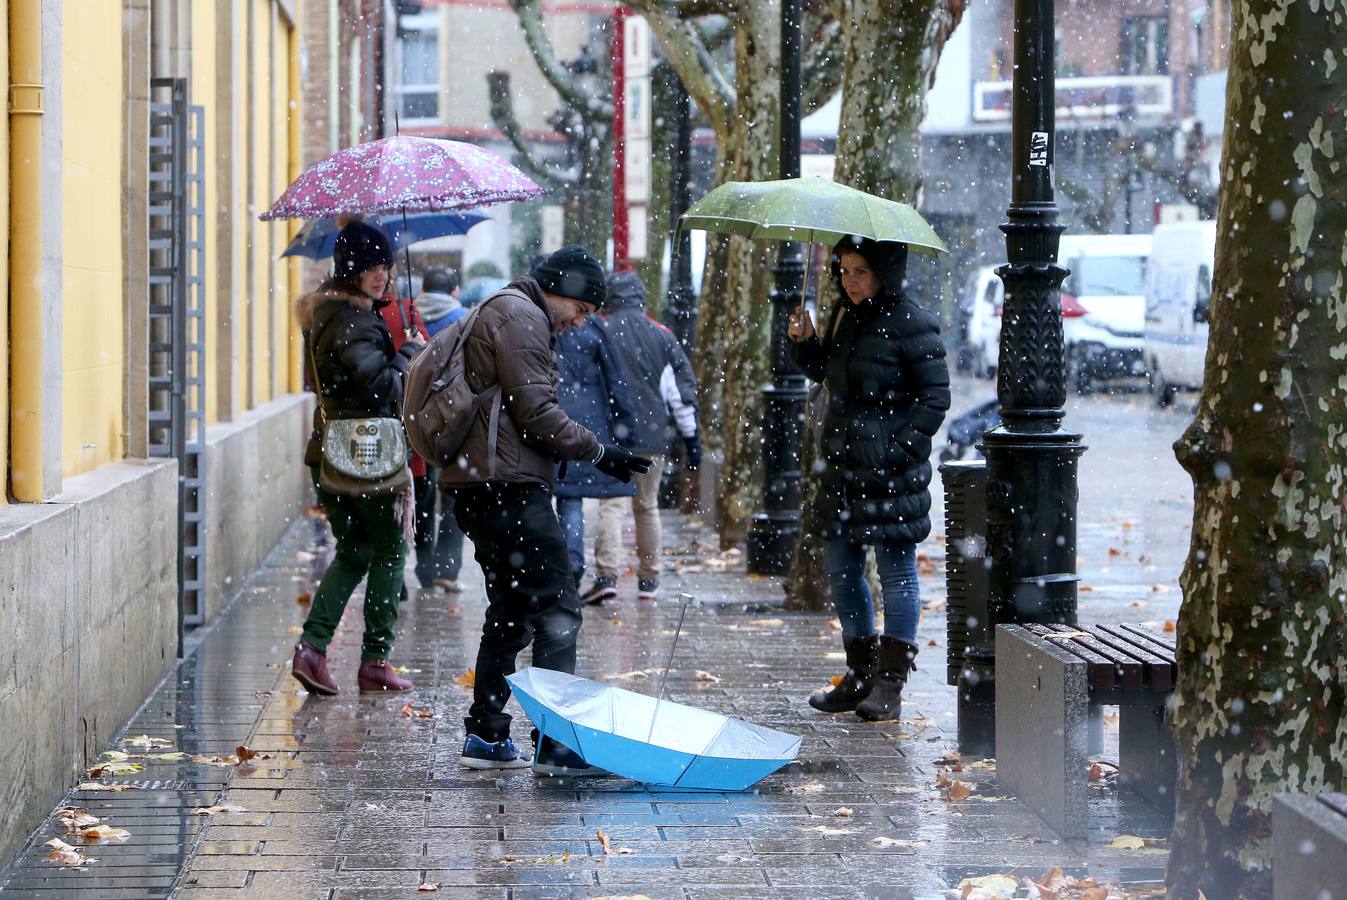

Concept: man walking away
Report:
left=586, top=271, right=702, bottom=604
left=441, top=245, right=651, bottom=774
left=417, top=267, right=466, bottom=337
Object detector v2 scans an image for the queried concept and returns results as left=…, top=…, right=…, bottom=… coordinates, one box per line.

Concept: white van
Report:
left=961, top=264, right=1003, bottom=379
left=1143, top=220, right=1216, bottom=406
left=1058, top=234, right=1153, bottom=393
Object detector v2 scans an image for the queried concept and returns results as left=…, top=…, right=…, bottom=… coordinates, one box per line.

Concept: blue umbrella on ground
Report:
left=280, top=209, right=489, bottom=261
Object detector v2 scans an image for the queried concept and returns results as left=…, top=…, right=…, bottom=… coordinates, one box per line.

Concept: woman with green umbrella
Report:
left=787, top=237, right=951, bottom=721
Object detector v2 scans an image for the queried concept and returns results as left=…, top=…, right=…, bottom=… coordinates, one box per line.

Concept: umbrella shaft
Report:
left=647, top=593, right=693, bottom=743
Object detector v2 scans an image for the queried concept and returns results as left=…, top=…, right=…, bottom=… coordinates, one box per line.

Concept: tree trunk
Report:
left=712, top=2, right=781, bottom=546
left=1165, top=3, right=1347, bottom=897
left=785, top=0, right=965, bottom=609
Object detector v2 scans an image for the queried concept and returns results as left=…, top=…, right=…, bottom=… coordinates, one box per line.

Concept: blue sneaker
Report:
left=459, top=734, right=531, bottom=770
left=531, top=730, right=607, bottom=777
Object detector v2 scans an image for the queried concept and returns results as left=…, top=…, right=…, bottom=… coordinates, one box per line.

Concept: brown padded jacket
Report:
left=438, top=275, right=601, bottom=489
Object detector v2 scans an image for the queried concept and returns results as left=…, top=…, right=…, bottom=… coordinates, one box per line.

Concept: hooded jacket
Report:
left=554, top=319, right=638, bottom=499
left=438, top=276, right=602, bottom=490
left=297, top=285, right=420, bottom=466
left=417, top=291, right=466, bottom=337
left=597, top=272, right=699, bottom=455
left=792, top=243, right=951, bottom=544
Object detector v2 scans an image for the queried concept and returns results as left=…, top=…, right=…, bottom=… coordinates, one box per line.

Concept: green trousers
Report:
left=301, top=478, right=407, bottom=660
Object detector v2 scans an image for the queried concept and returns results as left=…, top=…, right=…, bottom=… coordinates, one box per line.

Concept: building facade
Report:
left=0, top=0, right=393, bottom=866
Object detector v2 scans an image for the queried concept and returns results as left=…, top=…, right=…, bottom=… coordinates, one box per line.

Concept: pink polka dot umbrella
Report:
left=259, top=135, right=545, bottom=220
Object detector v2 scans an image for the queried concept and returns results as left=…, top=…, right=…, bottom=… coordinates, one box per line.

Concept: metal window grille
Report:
left=148, top=77, right=208, bottom=649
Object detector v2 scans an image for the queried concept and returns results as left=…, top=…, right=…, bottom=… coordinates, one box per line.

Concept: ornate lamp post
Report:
left=664, top=67, right=696, bottom=350
left=746, top=0, right=806, bottom=574
left=984, top=0, right=1086, bottom=641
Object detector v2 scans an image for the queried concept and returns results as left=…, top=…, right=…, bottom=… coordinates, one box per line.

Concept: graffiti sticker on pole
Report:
left=1029, top=131, right=1050, bottom=167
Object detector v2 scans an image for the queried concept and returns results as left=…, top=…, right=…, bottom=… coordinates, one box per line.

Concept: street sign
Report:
left=627, top=204, right=648, bottom=261
left=625, top=137, right=651, bottom=204
left=623, top=15, right=650, bottom=77
left=614, top=8, right=651, bottom=265
left=540, top=204, right=565, bottom=253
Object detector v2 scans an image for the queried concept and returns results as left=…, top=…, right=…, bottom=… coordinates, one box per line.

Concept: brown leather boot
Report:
left=809, top=634, right=879, bottom=713
left=357, top=658, right=414, bottom=693
left=855, top=637, right=918, bottom=722
left=292, top=641, right=339, bottom=696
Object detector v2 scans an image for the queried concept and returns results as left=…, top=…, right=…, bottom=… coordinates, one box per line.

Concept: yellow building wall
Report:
left=1, top=0, right=10, bottom=494
left=193, top=0, right=221, bottom=426
left=248, top=0, right=273, bottom=408
left=60, top=2, right=124, bottom=476
left=270, top=4, right=288, bottom=401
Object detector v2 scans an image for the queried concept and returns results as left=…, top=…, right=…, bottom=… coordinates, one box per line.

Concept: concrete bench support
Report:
left=1274, top=793, right=1347, bottom=900
left=995, top=624, right=1090, bottom=839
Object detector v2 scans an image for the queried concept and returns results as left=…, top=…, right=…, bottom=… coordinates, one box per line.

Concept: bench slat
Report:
left=1088, top=625, right=1174, bottom=693
left=1319, top=793, right=1347, bottom=818
left=1025, top=624, right=1119, bottom=691
left=1119, top=622, right=1177, bottom=652
left=1105, top=623, right=1178, bottom=662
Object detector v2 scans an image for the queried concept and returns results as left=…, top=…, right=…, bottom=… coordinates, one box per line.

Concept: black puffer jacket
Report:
left=297, top=286, right=420, bottom=464
left=793, top=288, right=951, bottom=545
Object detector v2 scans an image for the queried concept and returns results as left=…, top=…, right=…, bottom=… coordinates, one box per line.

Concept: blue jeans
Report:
left=556, top=497, right=585, bottom=581
left=823, top=536, right=920, bottom=642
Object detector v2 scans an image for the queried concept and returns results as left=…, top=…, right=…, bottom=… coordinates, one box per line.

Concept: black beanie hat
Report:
left=333, top=221, right=394, bottom=277
left=530, top=244, right=606, bottom=307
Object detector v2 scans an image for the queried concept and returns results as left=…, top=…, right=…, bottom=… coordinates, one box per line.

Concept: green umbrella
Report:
left=679, top=176, right=947, bottom=255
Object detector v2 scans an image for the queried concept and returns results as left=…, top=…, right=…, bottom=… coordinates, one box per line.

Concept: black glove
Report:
left=592, top=444, right=653, bottom=483
left=683, top=432, right=703, bottom=470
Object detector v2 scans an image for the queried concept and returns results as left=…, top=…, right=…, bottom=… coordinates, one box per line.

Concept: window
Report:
left=1122, top=16, right=1169, bottom=75
left=1077, top=256, right=1148, bottom=297
left=396, top=13, right=440, bottom=123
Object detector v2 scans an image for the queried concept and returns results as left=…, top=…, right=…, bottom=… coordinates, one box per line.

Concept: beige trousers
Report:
left=595, top=455, right=665, bottom=582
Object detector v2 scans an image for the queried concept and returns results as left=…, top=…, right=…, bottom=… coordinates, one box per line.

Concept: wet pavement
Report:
left=1, top=383, right=1193, bottom=898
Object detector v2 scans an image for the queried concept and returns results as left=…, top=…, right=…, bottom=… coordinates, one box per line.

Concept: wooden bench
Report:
left=1274, top=792, right=1347, bottom=899
left=995, top=622, right=1178, bottom=837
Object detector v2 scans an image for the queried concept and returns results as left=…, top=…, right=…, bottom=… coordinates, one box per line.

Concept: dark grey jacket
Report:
left=438, top=276, right=601, bottom=490
left=597, top=272, right=698, bottom=455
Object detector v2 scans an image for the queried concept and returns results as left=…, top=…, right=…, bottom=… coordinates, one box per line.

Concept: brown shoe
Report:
left=292, top=640, right=339, bottom=696
left=358, top=659, right=414, bottom=693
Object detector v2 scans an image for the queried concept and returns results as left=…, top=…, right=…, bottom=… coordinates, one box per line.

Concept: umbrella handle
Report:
left=646, top=592, right=695, bottom=744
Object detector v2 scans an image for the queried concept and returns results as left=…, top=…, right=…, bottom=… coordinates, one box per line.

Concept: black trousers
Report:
left=413, top=471, right=464, bottom=584
left=451, top=482, right=582, bottom=742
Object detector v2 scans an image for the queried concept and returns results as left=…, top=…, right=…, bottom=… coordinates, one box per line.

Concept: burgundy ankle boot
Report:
left=358, top=659, right=414, bottom=693
left=291, top=641, right=339, bottom=696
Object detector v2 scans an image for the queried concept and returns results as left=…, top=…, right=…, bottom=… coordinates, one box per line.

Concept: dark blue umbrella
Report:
left=281, top=210, right=489, bottom=260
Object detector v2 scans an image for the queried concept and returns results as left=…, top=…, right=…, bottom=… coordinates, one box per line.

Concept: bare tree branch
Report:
left=486, top=71, right=569, bottom=189
left=627, top=0, right=735, bottom=136
left=509, top=0, right=614, bottom=120
left=641, top=0, right=734, bottom=16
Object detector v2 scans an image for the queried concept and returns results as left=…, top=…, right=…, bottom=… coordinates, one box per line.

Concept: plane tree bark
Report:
left=1165, top=1, right=1347, bottom=896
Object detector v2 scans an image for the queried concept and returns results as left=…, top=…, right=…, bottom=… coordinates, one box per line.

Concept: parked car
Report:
left=1058, top=234, right=1153, bottom=393
left=961, top=264, right=1003, bottom=379
left=1143, top=220, right=1216, bottom=406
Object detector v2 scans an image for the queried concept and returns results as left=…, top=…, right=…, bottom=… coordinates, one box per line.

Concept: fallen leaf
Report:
left=364, top=802, right=387, bottom=811
left=192, top=754, right=239, bottom=767
left=454, top=669, right=476, bottom=690
left=235, top=745, right=271, bottom=763
left=193, top=804, right=246, bottom=815
left=928, top=639, right=938, bottom=647
left=1129, top=600, right=1149, bottom=608
left=969, top=759, right=997, bottom=772
left=1079, top=585, right=1094, bottom=593
left=145, top=752, right=188, bottom=762
left=100, top=750, right=132, bottom=761
left=394, top=666, right=422, bottom=675
left=1036, top=866, right=1069, bottom=892
left=296, top=591, right=311, bottom=604
left=694, top=670, right=721, bottom=684
left=596, top=827, right=612, bottom=854
left=75, top=782, right=137, bottom=792
left=800, top=824, right=856, bottom=835
left=57, top=808, right=101, bottom=831
left=400, top=704, right=436, bottom=719
left=416, top=883, right=439, bottom=892
left=44, top=838, right=95, bottom=868
left=1108, top=547, right=1123, bottom=557
left=869, top=836, right=925, bottom=848
left=933, top=751, right=962, bottom=767
left=123, top=735, right=174, bottom=750
left=827, top=618, right=842, bottom=631
left=1109, top=834, right=1147, bottom=850
left=954, top=874, right=1018, bottom=898
left=830, top=807, right=854, bottom=818
left=285, top=625, right=303, bottom=634
left=88, top=762, right=143, bottom=777
left=1163, top=620, right=1176, bottom=633
left=829, top=674, right=845, bottom=687
left=500, top=850, right=572, bottom=864
left=1045, top=631, right=1092, bottom=640
left=1088, top=762, right=1104, bottom=782
left=446, top=604, right=461, bottom=615
left=81, top=824, right=131, bottom=843
left=946, top=780, right=973, bottom=801
left=784, top=781, right=825, bottom=794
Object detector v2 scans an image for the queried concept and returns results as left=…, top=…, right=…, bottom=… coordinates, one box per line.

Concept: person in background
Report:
left=554, top=315, right=638, bottom=590
left=787, top=236, right=950, bottom=722
left=378, top=273, right=437, bottom=600
left=417, top=267, right=466, bottom=337
left=584, top=271, right=701, bottom=604
left=411, top=267, right=469, bottom=592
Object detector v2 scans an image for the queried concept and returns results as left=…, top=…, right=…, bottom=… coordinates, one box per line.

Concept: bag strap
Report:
left=485, top=389, right=502, bottom=480
left=306, top=316, right=334, bottom=429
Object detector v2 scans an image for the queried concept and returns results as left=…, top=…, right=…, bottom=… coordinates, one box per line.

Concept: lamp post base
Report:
left=747, top=512, right=799, bottom=575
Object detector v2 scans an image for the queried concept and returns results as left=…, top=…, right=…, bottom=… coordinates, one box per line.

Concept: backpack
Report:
left=402, top=297, right=504, bottom=477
